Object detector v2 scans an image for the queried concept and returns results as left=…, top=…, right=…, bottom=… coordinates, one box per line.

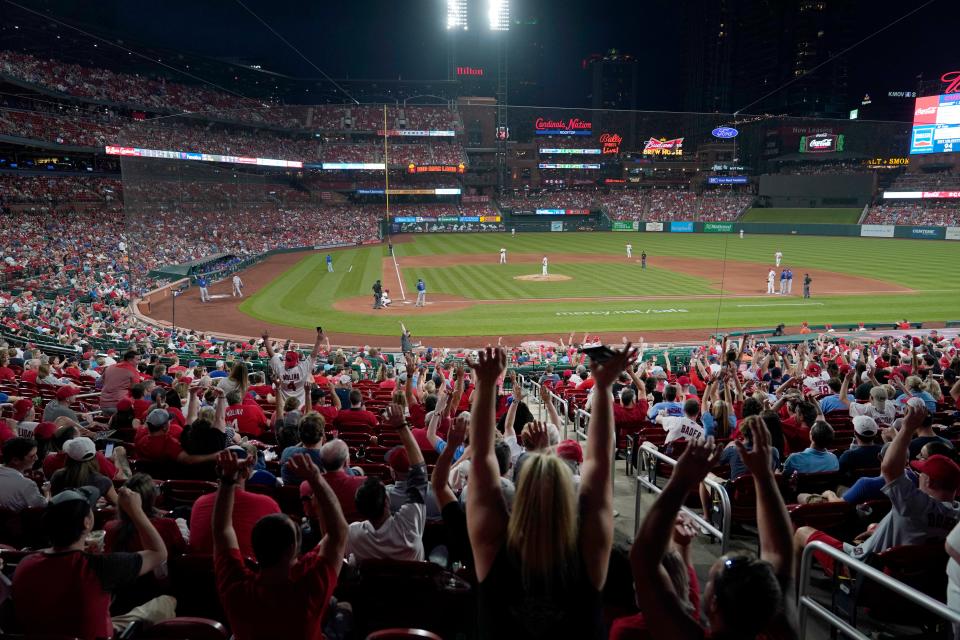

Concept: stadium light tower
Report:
left=447, top=0, right=468, bottom=30
left=488, top=0, right=510, bottom=31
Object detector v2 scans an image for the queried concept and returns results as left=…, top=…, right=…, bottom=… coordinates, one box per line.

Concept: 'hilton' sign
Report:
left=456, top=66, right=484, bottom=77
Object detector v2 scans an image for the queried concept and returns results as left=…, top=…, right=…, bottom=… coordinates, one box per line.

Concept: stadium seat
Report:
left=158, top=480, right=218, bottom=509
left=366, top=630, right=443, bottom=640
left=136, top=617, right=229, bottom=640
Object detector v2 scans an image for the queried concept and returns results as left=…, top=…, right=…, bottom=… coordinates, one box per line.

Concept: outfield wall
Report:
left=607, top=221, right=960, bottom=240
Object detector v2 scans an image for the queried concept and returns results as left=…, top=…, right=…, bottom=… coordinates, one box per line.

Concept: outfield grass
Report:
left=239, top=233, right=960, bottom=337
left=741, top=208, right=862, bottom=224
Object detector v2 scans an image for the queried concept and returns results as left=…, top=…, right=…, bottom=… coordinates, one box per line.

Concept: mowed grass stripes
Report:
left=403, top=263, right=714, bottom=300
left=237, top=234, right=960, bottom=337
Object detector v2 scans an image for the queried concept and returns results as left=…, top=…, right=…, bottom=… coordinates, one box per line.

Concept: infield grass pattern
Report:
left=239, top=233, right=960, bottom=337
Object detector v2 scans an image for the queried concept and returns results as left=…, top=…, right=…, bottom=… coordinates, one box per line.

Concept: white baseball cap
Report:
left=852, top=415, right=878, bottom=437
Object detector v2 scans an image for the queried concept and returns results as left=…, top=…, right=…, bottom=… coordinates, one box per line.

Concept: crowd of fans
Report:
left=599, top=188, right=752, bottom=222
left=0, top=51, right=462, bottom=133
left=864, top=201, right=960, bottom=226
left=1, top=323, right=960, bottom=638
left=0, top=106, right=467, bottom=167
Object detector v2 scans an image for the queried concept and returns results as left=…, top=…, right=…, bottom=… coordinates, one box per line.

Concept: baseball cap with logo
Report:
left=805, top=363, right=822, bottom=377
left=285, top=351, right=300, bottom=368
left=852, top=415, right=879, bottom=437
left=56, top=386, right=81, bottom=401
left=910, top=454, right=960, bottom=495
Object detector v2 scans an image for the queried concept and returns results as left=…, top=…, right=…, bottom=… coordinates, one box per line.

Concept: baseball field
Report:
left=146, top=232, right=960, bottom=346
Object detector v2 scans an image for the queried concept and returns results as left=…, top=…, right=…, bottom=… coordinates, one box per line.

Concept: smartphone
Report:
left=104, top=443, right=115, bottom=457
left=580, top=345, right=615, bottom=364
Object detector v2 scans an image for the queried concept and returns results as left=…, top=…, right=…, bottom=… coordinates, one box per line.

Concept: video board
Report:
left=910, top=93, right=960, bottom=155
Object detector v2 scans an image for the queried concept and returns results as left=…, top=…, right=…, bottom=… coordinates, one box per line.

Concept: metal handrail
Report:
left=634, top=442, right=731, bottom=554
left=798, top=541, right=960, bottom=639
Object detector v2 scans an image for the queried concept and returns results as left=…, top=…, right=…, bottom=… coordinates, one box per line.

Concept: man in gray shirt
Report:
left=795, top=404, right=960, bottom=572
left=384, top=445, right=441, bottom=521
left=41, top=386, right=91, bottom=425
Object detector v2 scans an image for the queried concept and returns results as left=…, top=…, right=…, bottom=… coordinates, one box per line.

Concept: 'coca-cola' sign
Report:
left=535, top=117, right=593, bottom=136
left=600, top=133, right=622, bottom=154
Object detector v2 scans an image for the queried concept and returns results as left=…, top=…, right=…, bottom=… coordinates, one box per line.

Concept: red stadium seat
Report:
left=138, top=617, right=229, bottom=640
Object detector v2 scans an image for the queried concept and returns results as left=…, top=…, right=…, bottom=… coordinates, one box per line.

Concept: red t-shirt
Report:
left=189, top=489, right=280, bottom=558
left=609, top=564, right=701, bottom=640
left=409, top=402, right=427, bottom=429
left=333, top=408, right=378, bottom=431
left=0, top=366, right=16, bottom=381
left=99, top=362, right=141, bottom=409
left=379, top=379, right=397, bottom=391
left=216, top=545, right=337, bottom=640
left=322, top=469, right=365, bottom=523
left=225, top=403, right=268, bottom=437
left=43, top=451, right=117, bottom=480
left=613, top=402, right=649, bottom=429
left=134, top=430, right=184, bottom=462
left=133, top=398, right=153, bottom=421
left=13, top=549, right=142, bottom=640
left=314, top=405, right=338, bottom=428
left=0, top=421, right=15, bottom=444
left=21, top=369, right=38, bottom=384
left=778, top=417, right=810, bottom=457
left=249, top=384, right=274, bottom=398
left=104, top=517, right=187, bottom=556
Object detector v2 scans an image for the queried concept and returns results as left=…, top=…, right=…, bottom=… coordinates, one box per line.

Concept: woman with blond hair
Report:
left=467, top=344, right=636, bottom=639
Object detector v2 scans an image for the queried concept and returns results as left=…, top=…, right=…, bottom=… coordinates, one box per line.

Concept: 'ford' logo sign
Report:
left=712, top=127, right=739, bottom=139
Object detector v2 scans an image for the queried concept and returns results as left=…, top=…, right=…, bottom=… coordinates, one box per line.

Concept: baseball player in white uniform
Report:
left=767, top=268, right=776, bottom=294
left=232, top=274, right=243, bottom=297
left=775, top=251, right=783, bottom=267
left=511, top=228, right=516, bottom=238
left=542, top=256, right=549, bottom=276
left=499, top=248, right=507, bottom=264
left=263, top=328, right=324, bottom=407
left=739, top=229, right=744, bottom=239
left=626, top=243, right=633, bottom=259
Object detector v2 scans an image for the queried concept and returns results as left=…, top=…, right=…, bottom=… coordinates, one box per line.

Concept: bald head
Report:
left=321, top=439, right=349, bottom=471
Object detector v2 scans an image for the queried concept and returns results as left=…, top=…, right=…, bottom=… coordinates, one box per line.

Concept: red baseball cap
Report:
left=911, top=454, right=960, bottom=495
left=805, top=363, right=822, bottom=377
left=556, top=439, right=583, bottom=465
left=299, top=480, right=313, bottom=500
left=385, top=446, right=410, bottom=473
left=116, top=398, right=134, bottom=412
left=56, top=386, right=80, bottom=401
left=34, top=422, right=58, bottom=440
left=13, top=398, right=33, bottom=422
left=284, top=351, right=300, bottom=368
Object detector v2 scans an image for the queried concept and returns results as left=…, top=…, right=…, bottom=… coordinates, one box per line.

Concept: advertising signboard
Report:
left=704, top=222, right=734, bottom=233
left=670, top=221, right=694, bottom=233
left=909, top=93, right=960, bottom=154
left=612, top=221, right=639, bottom=231
left=645, top=222, right=664, bottom=232
left=860, top=224, right=895, bottom=238
left=707, top=176, right=749, bottom=184
left=946, top=227, right=960, bottom=240
left=535, top=117, right=593, bottom=136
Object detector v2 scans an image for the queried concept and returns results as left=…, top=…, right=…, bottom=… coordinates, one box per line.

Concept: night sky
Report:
left=6, top=0, right=958, bottom=110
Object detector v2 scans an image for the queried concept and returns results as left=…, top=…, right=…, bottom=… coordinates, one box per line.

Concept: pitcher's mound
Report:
left=514, top=274, right=571, bottom=282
